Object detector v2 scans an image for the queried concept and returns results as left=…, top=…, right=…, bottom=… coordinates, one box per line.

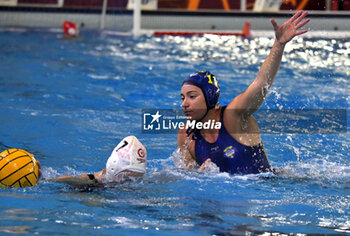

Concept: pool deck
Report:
left=0, top=6, right=350, bottom=32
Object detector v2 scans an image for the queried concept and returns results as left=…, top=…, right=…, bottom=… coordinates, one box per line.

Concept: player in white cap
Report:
left=50, top=136, right=147, bottom=187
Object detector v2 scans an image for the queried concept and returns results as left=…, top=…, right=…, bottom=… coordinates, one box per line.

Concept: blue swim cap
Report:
left=182, top=71, right=220, bottom=110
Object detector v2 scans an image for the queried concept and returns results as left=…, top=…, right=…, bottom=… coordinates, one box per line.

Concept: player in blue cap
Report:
left=178, top=11, right=310, bottom=174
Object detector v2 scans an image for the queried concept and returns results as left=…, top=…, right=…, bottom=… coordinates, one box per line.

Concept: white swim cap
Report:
left=105, top=136, right=147, bottom=181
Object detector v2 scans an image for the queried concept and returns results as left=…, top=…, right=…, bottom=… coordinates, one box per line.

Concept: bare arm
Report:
left=227, top=11, right=310, bottom=119
left=49, top=169, right=105, bottom=187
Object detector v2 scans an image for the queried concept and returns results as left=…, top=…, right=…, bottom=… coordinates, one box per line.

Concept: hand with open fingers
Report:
left=199, top=158, right=212, bottom=172
left=271, top=10, right=310, bottom=45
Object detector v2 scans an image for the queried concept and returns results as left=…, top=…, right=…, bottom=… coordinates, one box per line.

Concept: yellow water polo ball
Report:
left=0, top=149, right=39, bottom=188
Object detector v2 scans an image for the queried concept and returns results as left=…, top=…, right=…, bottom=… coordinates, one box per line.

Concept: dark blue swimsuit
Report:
left=191, top=107, right=271, bottom=175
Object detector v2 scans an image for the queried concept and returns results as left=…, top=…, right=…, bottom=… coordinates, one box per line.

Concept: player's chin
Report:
left=184, top=111, right=201, bottom=121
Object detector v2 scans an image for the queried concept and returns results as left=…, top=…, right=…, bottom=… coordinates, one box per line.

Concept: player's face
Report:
left=180, top=84, right=207, bottom=121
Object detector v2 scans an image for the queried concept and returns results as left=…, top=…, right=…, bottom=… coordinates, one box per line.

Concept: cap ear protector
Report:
left=182, top=71, right=220, bottom=110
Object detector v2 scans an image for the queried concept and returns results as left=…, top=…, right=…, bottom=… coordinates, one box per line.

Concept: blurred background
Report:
left=1, top=0, right=350, bottom=32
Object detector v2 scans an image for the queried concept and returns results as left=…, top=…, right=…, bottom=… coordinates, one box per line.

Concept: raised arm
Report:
left=228, top=11, right=310, bottom=118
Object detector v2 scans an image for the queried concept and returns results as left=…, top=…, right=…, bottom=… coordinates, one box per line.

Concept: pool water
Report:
left=0, top=28, right=349, bottom=235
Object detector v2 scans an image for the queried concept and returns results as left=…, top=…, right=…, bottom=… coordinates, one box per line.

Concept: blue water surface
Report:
left=0, top=28, right=349, bottom=235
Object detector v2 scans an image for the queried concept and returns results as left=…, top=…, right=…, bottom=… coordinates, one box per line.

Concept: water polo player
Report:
left=51, top=136, right=147, bottom=187
left=178, top=11, right=310, bottom=174
left=62, top=21, right=79, bottom=38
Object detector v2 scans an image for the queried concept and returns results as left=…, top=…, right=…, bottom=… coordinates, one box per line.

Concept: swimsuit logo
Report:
left=223, top=146, right=235, bottom=159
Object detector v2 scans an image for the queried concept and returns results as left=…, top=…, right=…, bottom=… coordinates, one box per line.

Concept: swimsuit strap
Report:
left=186, top=127, right=201, bottom=140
